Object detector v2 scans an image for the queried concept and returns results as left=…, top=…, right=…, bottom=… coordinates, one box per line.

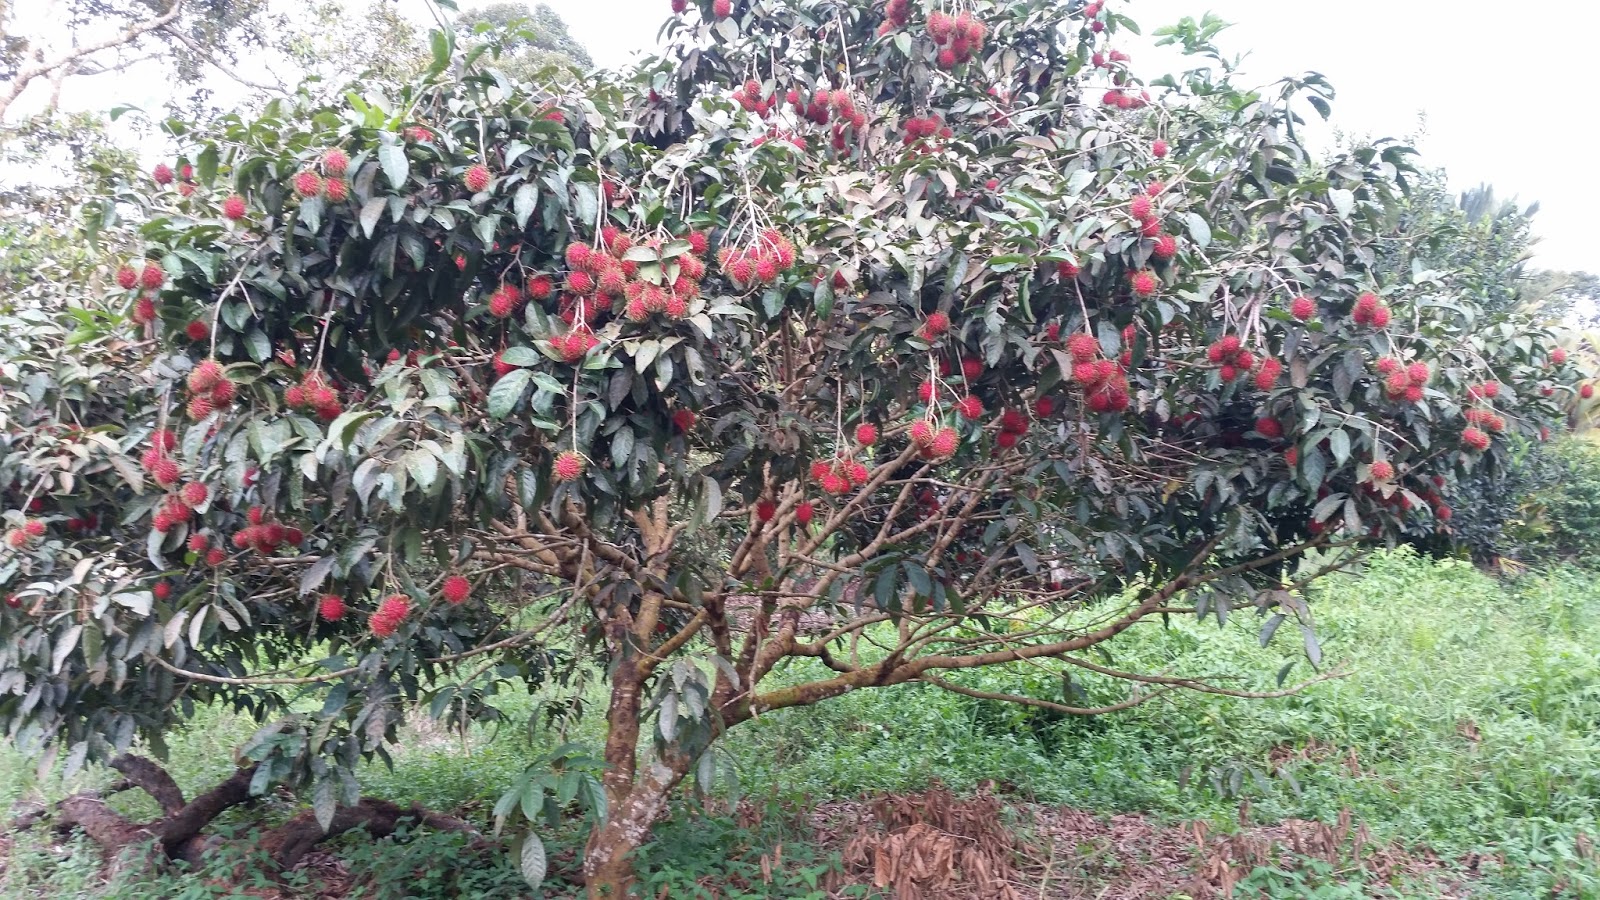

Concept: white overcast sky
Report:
left=14, top=0, right=1598, bottom=274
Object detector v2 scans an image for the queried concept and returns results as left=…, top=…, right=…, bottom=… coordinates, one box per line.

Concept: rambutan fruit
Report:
left=319, top=594, right=346, bottom=621
left=464, top=164, right=491, bottom=193
left=322, top=148, right=350, bottom=176
left=1067, top=332, right=1099, bottom=362
left=1290, top=296, right=1315, bottom=320
left=441, top=575, right=471, bottom=605
left=553, top=450, right=585, bottom=482
left=293, top=171, right=322, bottom=198
left=140, top=263, right=165, bottom=290
left=1130, top=269, right=1159, bottom=297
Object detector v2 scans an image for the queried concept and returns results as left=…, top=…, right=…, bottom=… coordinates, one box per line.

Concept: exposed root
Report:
left=26, top=754, right=481, bottom=878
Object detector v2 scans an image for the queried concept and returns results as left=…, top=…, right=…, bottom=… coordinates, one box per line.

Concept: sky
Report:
left=10, top=0, right=1597, bottom=274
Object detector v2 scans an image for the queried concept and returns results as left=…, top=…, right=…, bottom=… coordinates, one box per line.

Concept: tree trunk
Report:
left=582, top=759, right=686, bottom=900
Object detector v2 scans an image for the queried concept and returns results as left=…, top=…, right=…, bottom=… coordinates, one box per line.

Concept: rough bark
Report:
left=158, top=763, right=259, bottom=861
left=582, top=758, right=691, bottom=900
left=258, top=797, right=481, bottom=870
left=35, top=756, right=476, bottom=877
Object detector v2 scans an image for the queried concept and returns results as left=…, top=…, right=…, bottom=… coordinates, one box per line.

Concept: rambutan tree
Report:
left=1, top=0, right=1587, bottom=894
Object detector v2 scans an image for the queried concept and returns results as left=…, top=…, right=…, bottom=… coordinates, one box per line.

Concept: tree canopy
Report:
left=0, top=0, right=1589, bottom=895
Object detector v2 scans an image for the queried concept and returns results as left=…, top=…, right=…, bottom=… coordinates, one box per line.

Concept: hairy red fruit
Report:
left=318, top=594, right=346, bottom=621
left=1034, top=396, right=1056, bottom=417
left=713, top=0, right=732, bottom=16
left=181, top=482, right=209, bottom=508
left=115, top=265, right=138, bottom=289
left=1255, top=417, right=1283, bottom=439
left=855, top=423, right=878, bottom=446
left=1220, top=364, right=1238, bottom=383
left=1285, top=446, right=1299, bottom=466
left=553, top=451, right=585, bottom=482
left=221, top=195, right=246, bottom=220
left=151, top=457, right=181, bottom=488
left=1552, top=348, right=1569, bottom=365
left=672, top=408, right=697, bottom=433
left=1370, top=305, right=1391, bottom=328
left=1129, top=193, right=1152, bottom=220
left=999, top=409, right=1028, bottom=433
left=795, top=501, right=814, bottom=525
left=1152, top=233, right=1178, bottom=260
left=323, top=178, right=349, bottom=203
left=322, top=148, right=350, bottom=176
left=492, top=353, right=517, bottom=378
left=140, top=263, right=166, bottom=290
left=910, top=420, right=935, bottom=447
left=1406, top=362, right=1431, bottom=385
left=1130, top=269, right=1158, bottom=298
left=956, top=395, right=984, bottom=421
left=463, top=164, right=491, bottom=193
left=1369, top=460, right=1394, bottom=481
left=153, top=581, right=173, bottom=601
left=187, top=533, right=209, bottom=553
left=1067, top=332, right=1099, bottom=363
left=369, top=594, right=410, bottom=638
left=293, top=171, right=322, bottom=198
left=184, top=319, right=209, bottom=341
left=153, top=163, right=174, bottom=185
left=1584, top=383, right=1596, bottom=400
left=1462, top=426, right=1491, bottom=451
left=1152, top=139, right=1169, bottom=158
left=929, top=427, right=958, bottom=459
left=1254, top=359, right=1283, bottom=391
left=755, top=500, right=776, bottom=522
left=920, top=311, right=951, bottom=339
left=1056, top=259, right=1080, bottom=279
left=1290, top=296, right=1315, bottom=320
left=188, top=359, right=225, bottom=394
left=441, top=575, right=471, bottom=605
left=206, top=547, right=227, bottom=567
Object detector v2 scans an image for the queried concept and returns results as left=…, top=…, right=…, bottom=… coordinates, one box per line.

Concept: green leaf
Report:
left=488, top=369, right=531, bottom=418
left=378, top=143, right=409, bottom=189
left=1184, top=212, right=1211, bottom=248
left=520, top=832, right=547, bottom=887
left=514, top=183, right=538, bottom=228
left=405, top=448, right=439, bottom=491
left=499, top=346, right=541, bottom=366
left=1328, top=429, right=1350, bottom=465
left=1329, top=188, right=1355, bottom=219
left=429, top=28, right=452, bottom=77
left=359, top=197, right=385, bottom=238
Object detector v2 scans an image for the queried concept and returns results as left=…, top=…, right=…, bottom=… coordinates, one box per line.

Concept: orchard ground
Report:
left=4, top=548, right=1600, bottom=898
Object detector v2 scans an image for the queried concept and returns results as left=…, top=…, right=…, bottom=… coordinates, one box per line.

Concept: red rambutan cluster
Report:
left=369, top=594, right=410, bottom=638
left=1461, top=425, right=1491, bottom=452
left=1290, top=296, right=1316, bottom=320
left=1379, top=358, right=1430, bottom=404
left=926, top=11, right=986, bottom=68
left=810, top=456, right=873, bottom=495
left=1351, top=292, right=1391, bottom=328
left=185, top=359, right=235, bottom=420
left=716, top=228, right=796, bottom=290
left=231, top=506, right=305, bottom=554
left=901, top=114, right=953, bottom=153
left=1204, top=335, right=1258, bottom=384
left=283, top=371, right=344, bottom=421
left=1463, top=407, right=1507, bottom=433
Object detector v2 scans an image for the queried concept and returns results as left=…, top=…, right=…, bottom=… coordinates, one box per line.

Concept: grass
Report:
left=6, top=548, right=1600, bottom=897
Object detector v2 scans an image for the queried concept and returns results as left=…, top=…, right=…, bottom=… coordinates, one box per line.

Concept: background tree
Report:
left=0, top=1, right=1588, bottom=897
left=0, top=0, right=286, bottom=122
left=458, top=2, right=594, bottom=77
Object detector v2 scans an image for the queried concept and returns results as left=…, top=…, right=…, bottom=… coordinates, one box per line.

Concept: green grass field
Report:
left=6, top=548, right=1600, bottom=898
